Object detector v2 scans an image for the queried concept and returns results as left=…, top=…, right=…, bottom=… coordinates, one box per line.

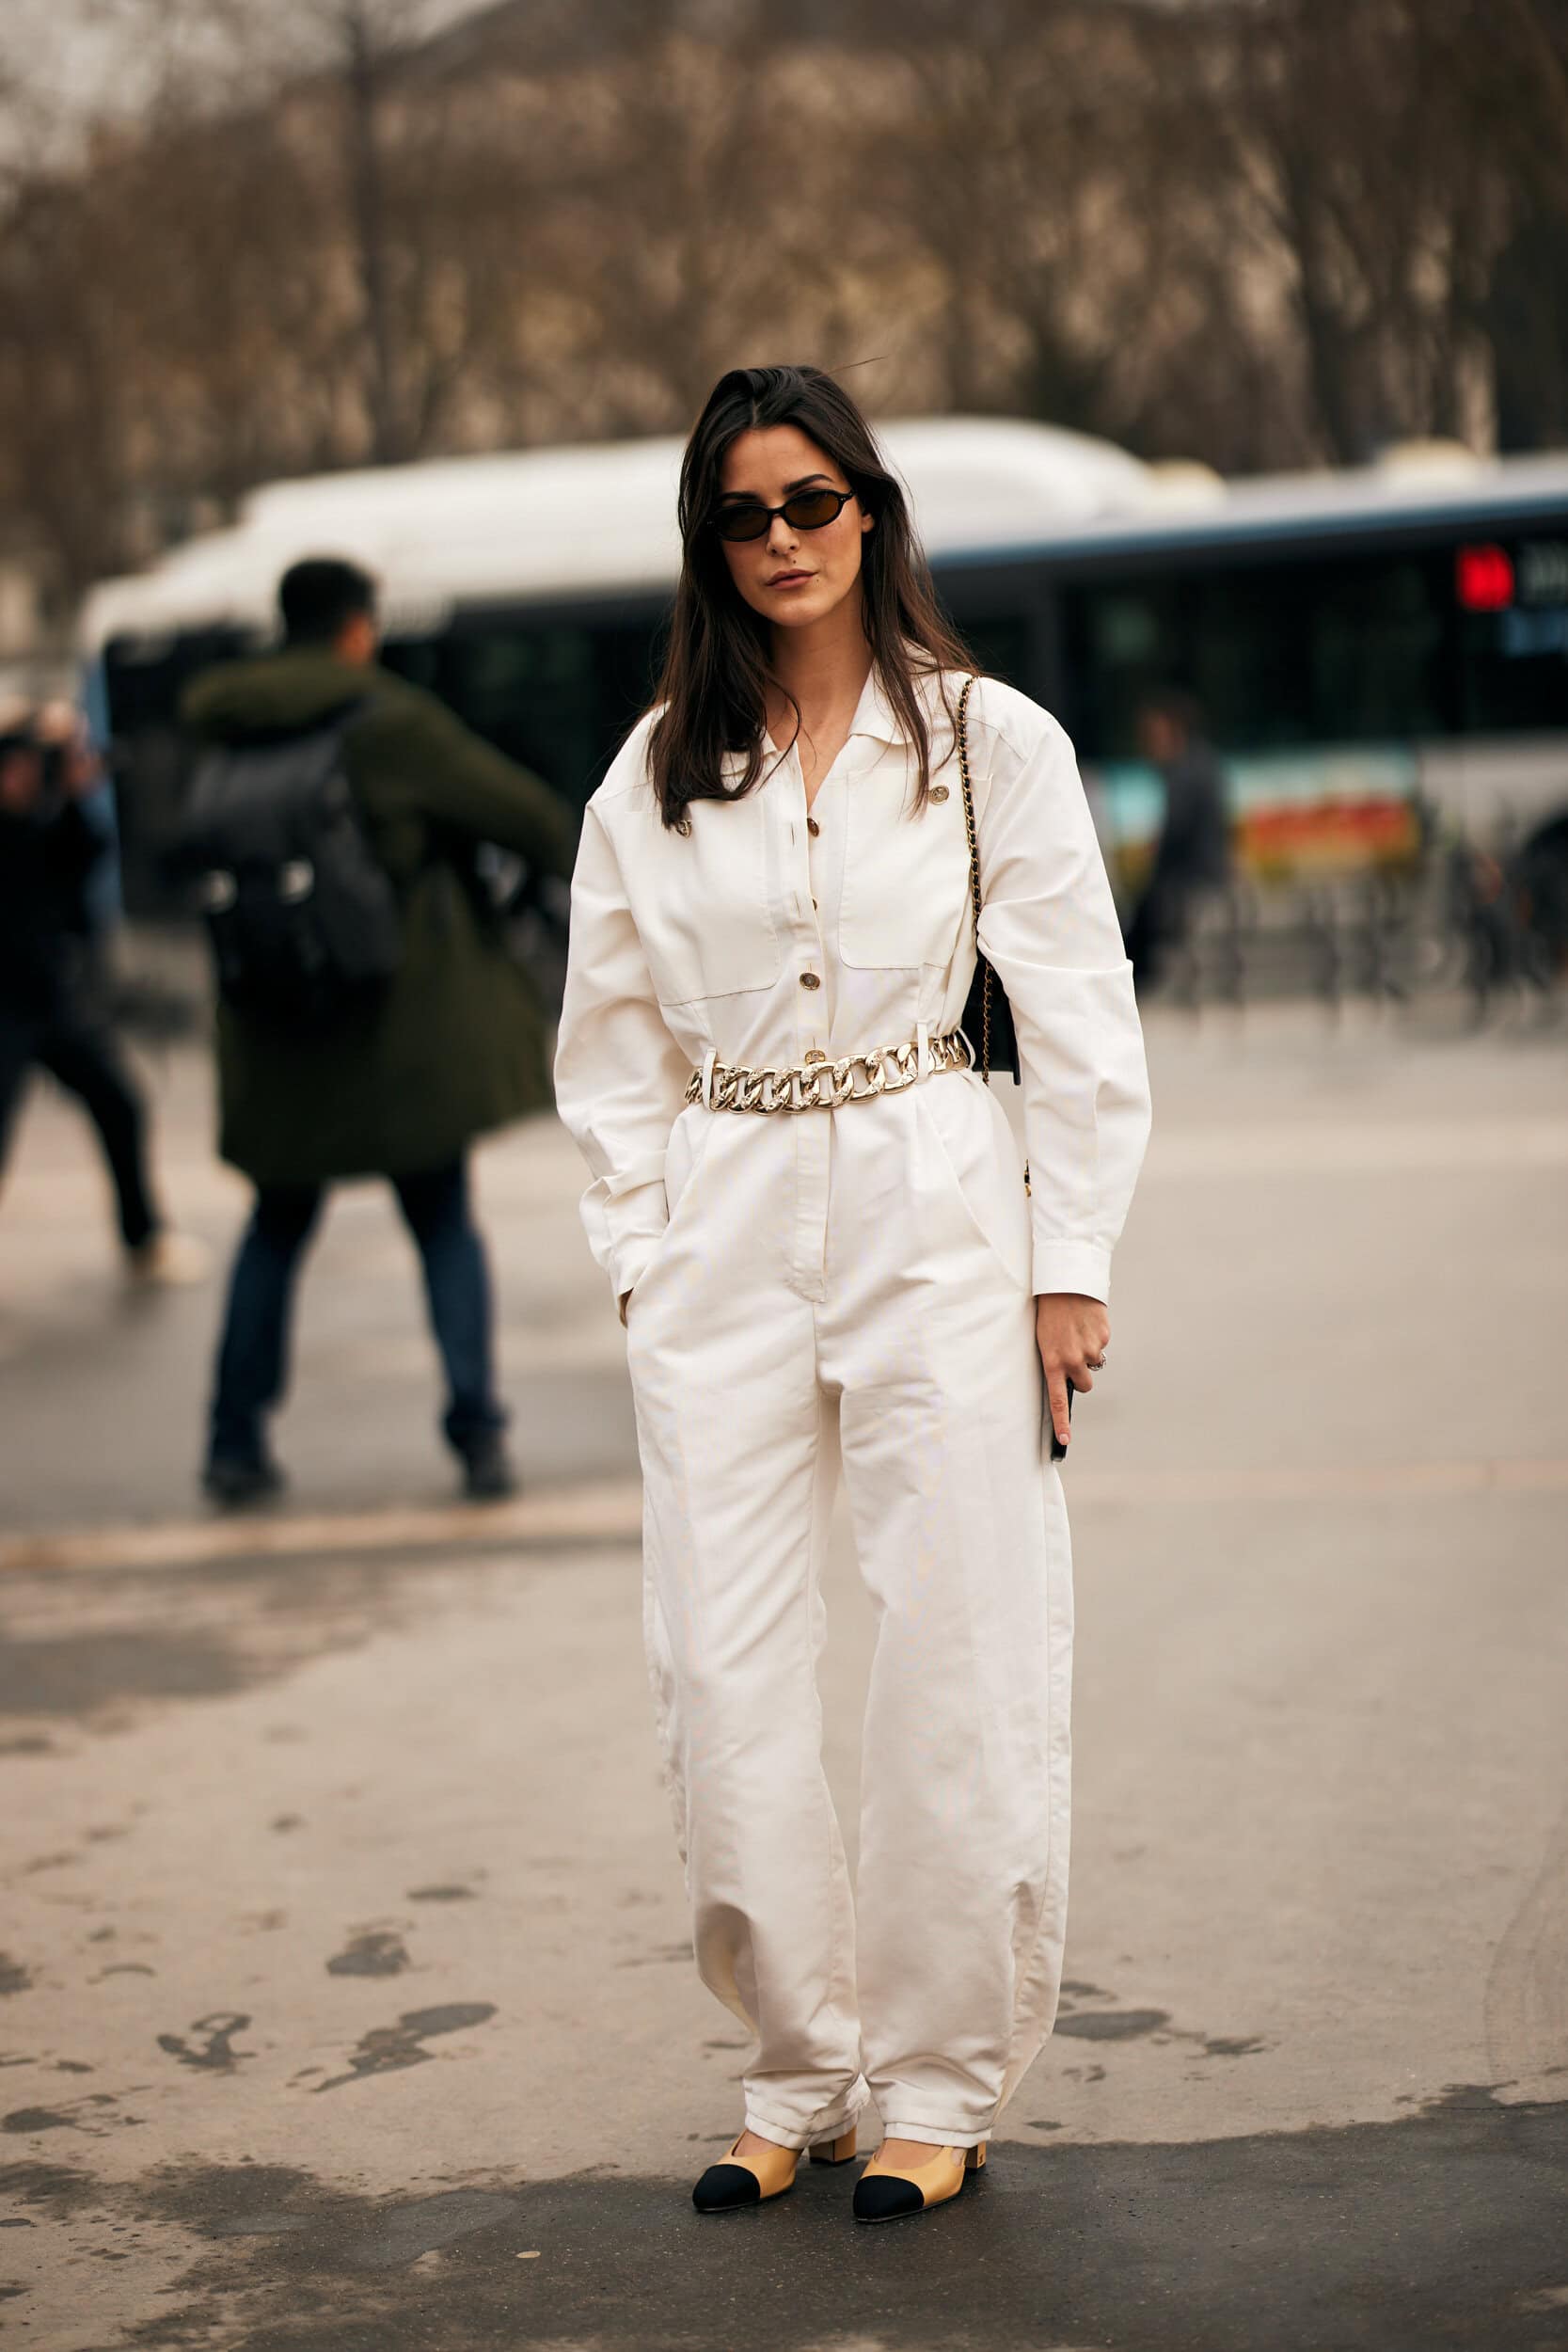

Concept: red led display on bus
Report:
left=1456, top=545, right=1515, bottom=611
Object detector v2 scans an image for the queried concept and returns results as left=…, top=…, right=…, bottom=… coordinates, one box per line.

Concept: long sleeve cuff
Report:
left=1031, top=1238, right=1113, bottom=1305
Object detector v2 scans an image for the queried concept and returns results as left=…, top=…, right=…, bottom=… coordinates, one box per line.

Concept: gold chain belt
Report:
left=685, top=1026, right=974, bottom=1115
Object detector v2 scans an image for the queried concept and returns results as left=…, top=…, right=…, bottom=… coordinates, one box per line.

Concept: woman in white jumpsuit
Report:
left=554, top=366, right=1150, bottom=2225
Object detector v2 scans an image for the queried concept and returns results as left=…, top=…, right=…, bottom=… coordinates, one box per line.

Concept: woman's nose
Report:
left=767, top=513, right=799, bottom=554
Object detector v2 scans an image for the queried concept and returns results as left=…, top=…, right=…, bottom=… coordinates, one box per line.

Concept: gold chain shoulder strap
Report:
left=954, top=673, right=992, bottom=1079
left=954, top=672, right=1029, bottom=1194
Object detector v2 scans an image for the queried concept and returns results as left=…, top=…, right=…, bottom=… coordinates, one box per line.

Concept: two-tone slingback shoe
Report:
left=851, top=2138, right=987, bottom=2223
left=691, top=2125, right=858, bottom=2214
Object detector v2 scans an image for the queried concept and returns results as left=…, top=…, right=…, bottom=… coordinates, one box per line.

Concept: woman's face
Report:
left=714, top=423, right=873, bottom=635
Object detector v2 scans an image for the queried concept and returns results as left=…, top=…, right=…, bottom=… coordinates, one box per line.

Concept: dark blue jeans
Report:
left=0, top=1000, right=159, bottom=1250
left=209, top=1158, right=505, bottom=1466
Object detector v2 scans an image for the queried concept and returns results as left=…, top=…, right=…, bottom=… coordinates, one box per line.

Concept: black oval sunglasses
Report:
left=711, top=486, right=855, bottom=543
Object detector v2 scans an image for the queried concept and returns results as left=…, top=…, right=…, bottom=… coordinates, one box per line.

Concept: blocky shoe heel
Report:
left=809, top=2129, right=859, bottom=2166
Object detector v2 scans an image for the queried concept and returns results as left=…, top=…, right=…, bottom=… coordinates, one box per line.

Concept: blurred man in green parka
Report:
left=181, top=557, right=577, bottom=1506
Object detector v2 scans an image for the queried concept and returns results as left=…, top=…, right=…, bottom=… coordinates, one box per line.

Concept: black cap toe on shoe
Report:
left=852, top=2172, right=926, bottom=2223
left=692, top=2163, right=764, bottom=2213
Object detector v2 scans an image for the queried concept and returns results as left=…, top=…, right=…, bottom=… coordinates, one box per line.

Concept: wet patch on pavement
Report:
left=0, top=1955, right=32, bottom=1996
left=2, top=2086, right=1564, bottom=2351
left=309, top=2003, right=498, bottom=2092
left=1056, top=2006, right=1172, bottom=2041
left=0, top=1629, right=250, bottom=1717
left=325, top=1931, right=411, bottom=1979
left=0, top=1549, right=537, bottom=1739
left=0, top=2090, right=132, bottom=2140
left=155, top=2014, right=254, bottom=2074
left=1055, top=1982, right=1272, bottom=2061
left=0, top=2158, right=105, bottom=2213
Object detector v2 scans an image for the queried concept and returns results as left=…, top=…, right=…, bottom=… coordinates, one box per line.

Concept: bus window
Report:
left=589, top=623, right=667, bottom=786
left=1062, top=579, right=1184, bottom=758
left=442, top=626, right=594, bottom=787
left=1307, top=555, right=1449, bottom=741
left=103, top=626, right=258, bottom=914
left=949, top=616, right=1034, bottom=696
left=383, top=612, right=671, bottom=810
left=1064, top=548, right=1452, bottom=758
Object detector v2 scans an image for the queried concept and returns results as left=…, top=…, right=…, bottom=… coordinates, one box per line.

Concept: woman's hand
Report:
left=1035, top=1292, right=1110, bottom=1452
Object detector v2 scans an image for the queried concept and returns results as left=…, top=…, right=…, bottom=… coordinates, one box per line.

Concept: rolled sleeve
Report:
left=553, top=794, right=690, bottom=1313
left=973, top=697, right=1151, bottom=1307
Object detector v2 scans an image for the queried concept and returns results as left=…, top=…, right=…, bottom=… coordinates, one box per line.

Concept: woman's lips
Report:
left=768, top=571, right=813, bottom=586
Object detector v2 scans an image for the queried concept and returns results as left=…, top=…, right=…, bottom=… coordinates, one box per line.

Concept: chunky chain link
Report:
left=685, top=1026, right=974, bottom=1115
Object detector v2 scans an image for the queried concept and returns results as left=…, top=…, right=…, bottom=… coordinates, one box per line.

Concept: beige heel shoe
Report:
left=692, top=2123, right=858, bottom=2213
left=852, top=2138, right=987, bottom=2223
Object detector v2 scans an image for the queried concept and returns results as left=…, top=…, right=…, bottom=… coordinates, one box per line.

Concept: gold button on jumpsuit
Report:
left=554, top=665, right=1151, bottom=2151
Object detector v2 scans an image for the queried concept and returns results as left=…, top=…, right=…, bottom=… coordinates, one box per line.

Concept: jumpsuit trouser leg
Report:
left=629, top=1225, right=869, bottom=2150
left=819, top=1081, right=1074, bottom=2149
left=626, top=1076, right=1073, bottom=2151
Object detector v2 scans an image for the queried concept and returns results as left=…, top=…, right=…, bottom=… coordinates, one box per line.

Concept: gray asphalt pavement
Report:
left=2, top=999, right=1567, bottom=2351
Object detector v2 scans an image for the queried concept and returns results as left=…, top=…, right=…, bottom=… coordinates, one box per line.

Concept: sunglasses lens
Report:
left=784, top=489, right=847, bottom=529
left=716, top=504, right=771, bottom=541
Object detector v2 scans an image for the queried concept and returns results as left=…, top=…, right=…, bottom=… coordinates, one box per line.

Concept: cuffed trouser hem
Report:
left=875, top=2115, right=994, bottom=2151
left=742, top=2081, right=871, bottom=2153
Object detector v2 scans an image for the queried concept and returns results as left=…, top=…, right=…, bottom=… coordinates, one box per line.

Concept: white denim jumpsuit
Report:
left=554, top=664, right=1150, bottom=2152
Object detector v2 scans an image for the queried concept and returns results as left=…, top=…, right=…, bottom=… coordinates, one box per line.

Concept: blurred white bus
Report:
left=80, top=420, right=1568, bottom=913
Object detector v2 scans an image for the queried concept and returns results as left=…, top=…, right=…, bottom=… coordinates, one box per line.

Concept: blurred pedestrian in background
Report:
left=0, top=697, right=208, bottom=1285
left=179, top=558, right=577, bottom=1509
left=1123, top=687, right=1232, bottom=991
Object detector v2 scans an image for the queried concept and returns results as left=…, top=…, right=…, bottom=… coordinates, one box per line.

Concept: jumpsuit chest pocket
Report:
left=837, top=757, right=972, bottom=972
left=630, top=790, right=782, bottom=1006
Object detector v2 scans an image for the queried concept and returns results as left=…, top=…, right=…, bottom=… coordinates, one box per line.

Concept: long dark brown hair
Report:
left=646, top=365, right=977, bottom=832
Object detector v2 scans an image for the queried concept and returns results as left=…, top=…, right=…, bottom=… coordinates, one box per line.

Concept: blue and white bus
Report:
left=81, top=419, right=1568, bottom=914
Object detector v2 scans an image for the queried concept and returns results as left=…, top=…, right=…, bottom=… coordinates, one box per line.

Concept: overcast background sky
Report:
left=0, top=0, right=489, bottom=142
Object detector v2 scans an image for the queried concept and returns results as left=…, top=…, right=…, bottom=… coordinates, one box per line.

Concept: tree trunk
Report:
left=342, top=0, right=402, bottom=464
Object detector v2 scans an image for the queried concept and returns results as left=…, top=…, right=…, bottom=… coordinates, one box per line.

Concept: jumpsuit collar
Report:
left=847, top=655, right=960, bottom=748
left=761, top=663, right=901, bottom=759
left=847, top=664, right=903, bottom=745
left=763, top=657, right=942, bottom=758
